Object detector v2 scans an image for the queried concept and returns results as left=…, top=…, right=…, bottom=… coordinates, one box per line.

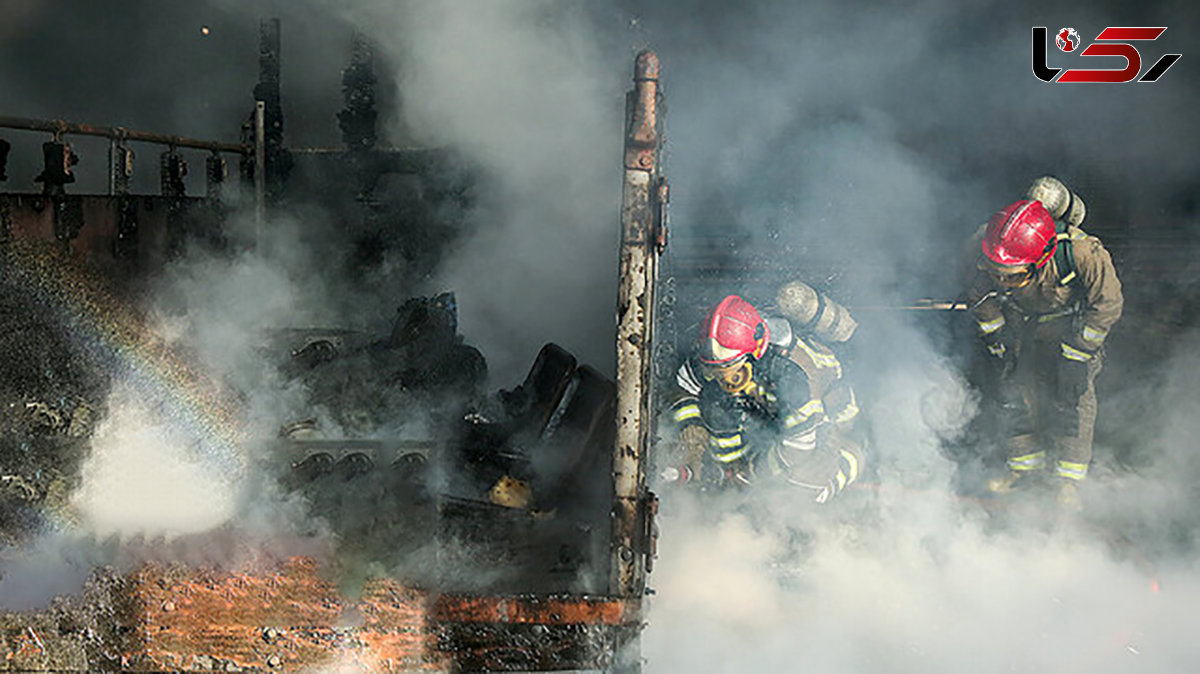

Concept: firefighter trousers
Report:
left=1005, top=335, right=1102, bottom=482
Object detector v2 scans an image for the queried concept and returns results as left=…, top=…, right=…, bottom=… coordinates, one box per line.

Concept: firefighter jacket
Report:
left=669, top=321, right=864, bottom=500
left=965, top=223, right=1123, bottom=356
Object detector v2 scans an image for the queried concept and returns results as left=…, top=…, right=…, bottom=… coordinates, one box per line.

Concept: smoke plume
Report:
left=1, top=2, right=1199, bottom=672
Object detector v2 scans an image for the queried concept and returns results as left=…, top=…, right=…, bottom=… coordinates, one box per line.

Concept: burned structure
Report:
left=0, top=15, right=666, bottom=672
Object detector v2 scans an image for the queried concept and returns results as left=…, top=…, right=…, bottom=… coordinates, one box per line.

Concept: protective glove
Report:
left=981, top=328, right=1015, bottom=379
left=675, top=424, right=709, bottom=470
left=659, top=465, right=695, bottom=484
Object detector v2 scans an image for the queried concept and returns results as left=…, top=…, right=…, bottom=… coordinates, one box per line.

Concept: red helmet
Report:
left=981, top=199, right=1057, bottom=268
left=697, top=295, right=770, bottom=365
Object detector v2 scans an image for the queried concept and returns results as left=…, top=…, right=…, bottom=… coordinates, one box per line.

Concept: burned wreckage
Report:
left=0, top=21, right=669, bottom=674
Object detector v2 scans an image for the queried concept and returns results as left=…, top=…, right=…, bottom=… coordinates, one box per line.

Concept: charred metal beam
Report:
left=339, top=33, right=381, bottom=199
left=254, top=101, right=266, bottom=232
left=205, top=152, right=227, bottom=200
left=108, top=140, right=134, bottom=196
left=0, top=138, right=9, bottom=181
left=254, top=18, right=283, bottom=150
left=253, top=18, right=292, bottom=205
left=611, top=50, right=667, bottom=671
left=339, top=33, right=379, bottom=153
left=0, top=115, right=249, bottom=154
left=239, top=115, right=255, bottom=187
left=160, top=149, right=187, bottom=198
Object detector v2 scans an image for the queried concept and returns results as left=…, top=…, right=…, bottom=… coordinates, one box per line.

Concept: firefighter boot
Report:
left=989, top=445, right=1045, bottom=494
left=986, top=471, right=1024, bottom=494
left=1056, top=480, right=1082, bottom=512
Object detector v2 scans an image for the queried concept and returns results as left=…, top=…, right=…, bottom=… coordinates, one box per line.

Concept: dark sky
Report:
left=3, top=1, right=1196, bottom=204
left=0, top=0, right=364, bottom=193
left=3, top=0, right=1196, bottom=229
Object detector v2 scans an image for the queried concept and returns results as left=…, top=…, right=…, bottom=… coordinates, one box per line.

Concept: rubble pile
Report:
left=268, top=293, right=615, bottom=593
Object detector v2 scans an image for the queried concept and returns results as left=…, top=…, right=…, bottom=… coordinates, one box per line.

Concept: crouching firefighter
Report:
left=965, top=177, right=1123, bottom=509
left=665, top=287, right=866, bottom=504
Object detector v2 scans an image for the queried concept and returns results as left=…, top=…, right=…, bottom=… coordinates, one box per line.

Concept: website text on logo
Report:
left=1032, top=27, right=1181, bottom=83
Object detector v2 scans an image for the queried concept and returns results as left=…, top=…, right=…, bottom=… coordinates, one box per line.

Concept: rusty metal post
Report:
left=253, top=18, right=291, bottom=206
left=109, top=140, right=133, bottom=196
left=254, top=100, right=266, bottom=239
left=612, top=50, right=666, bottom=608
left=0, top=115, right=248, bottom=154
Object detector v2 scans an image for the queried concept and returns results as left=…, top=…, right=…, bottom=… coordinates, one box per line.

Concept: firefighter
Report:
left=965, top=178, right=1123, bottom=509
left=665, top=292, right=865, bottom=503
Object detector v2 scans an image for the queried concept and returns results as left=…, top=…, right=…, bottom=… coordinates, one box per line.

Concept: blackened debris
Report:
left=338, top=34, right=379, bottom=153
left=0, top=139, right=10, bottom=182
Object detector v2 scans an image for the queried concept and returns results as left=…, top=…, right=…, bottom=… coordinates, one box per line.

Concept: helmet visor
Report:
left=697, top=336, right=750, bottom=365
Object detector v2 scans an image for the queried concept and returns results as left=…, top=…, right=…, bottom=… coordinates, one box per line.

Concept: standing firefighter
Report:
left=665, top=284, right=866, bottom=503
left=966, top=177, right=1123, bottom=509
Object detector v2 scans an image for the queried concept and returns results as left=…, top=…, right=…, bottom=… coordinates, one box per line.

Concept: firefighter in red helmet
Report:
left=665, top=293, right=865, bottom=503
left=965, top=179, right=1123, bottom=509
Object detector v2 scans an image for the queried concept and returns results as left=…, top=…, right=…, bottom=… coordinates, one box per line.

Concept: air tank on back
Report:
left=775, top=280, right=858, bottom=343
left=1027, top=175, right=1086, bottom=226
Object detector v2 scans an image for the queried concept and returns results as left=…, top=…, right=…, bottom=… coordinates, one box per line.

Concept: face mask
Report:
left=702, top=360, right=755, bottom=395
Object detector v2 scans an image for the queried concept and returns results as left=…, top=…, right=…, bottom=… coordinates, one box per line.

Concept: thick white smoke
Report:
left=73, top=385, right=239, bottom=537
left=645, top=495, right=1191, bottom=673
left=329, top=0, right=626, bottom=382
left=2, top=3, right=1198, bottom=672
left=642, top=327, right=1200, bottom=672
